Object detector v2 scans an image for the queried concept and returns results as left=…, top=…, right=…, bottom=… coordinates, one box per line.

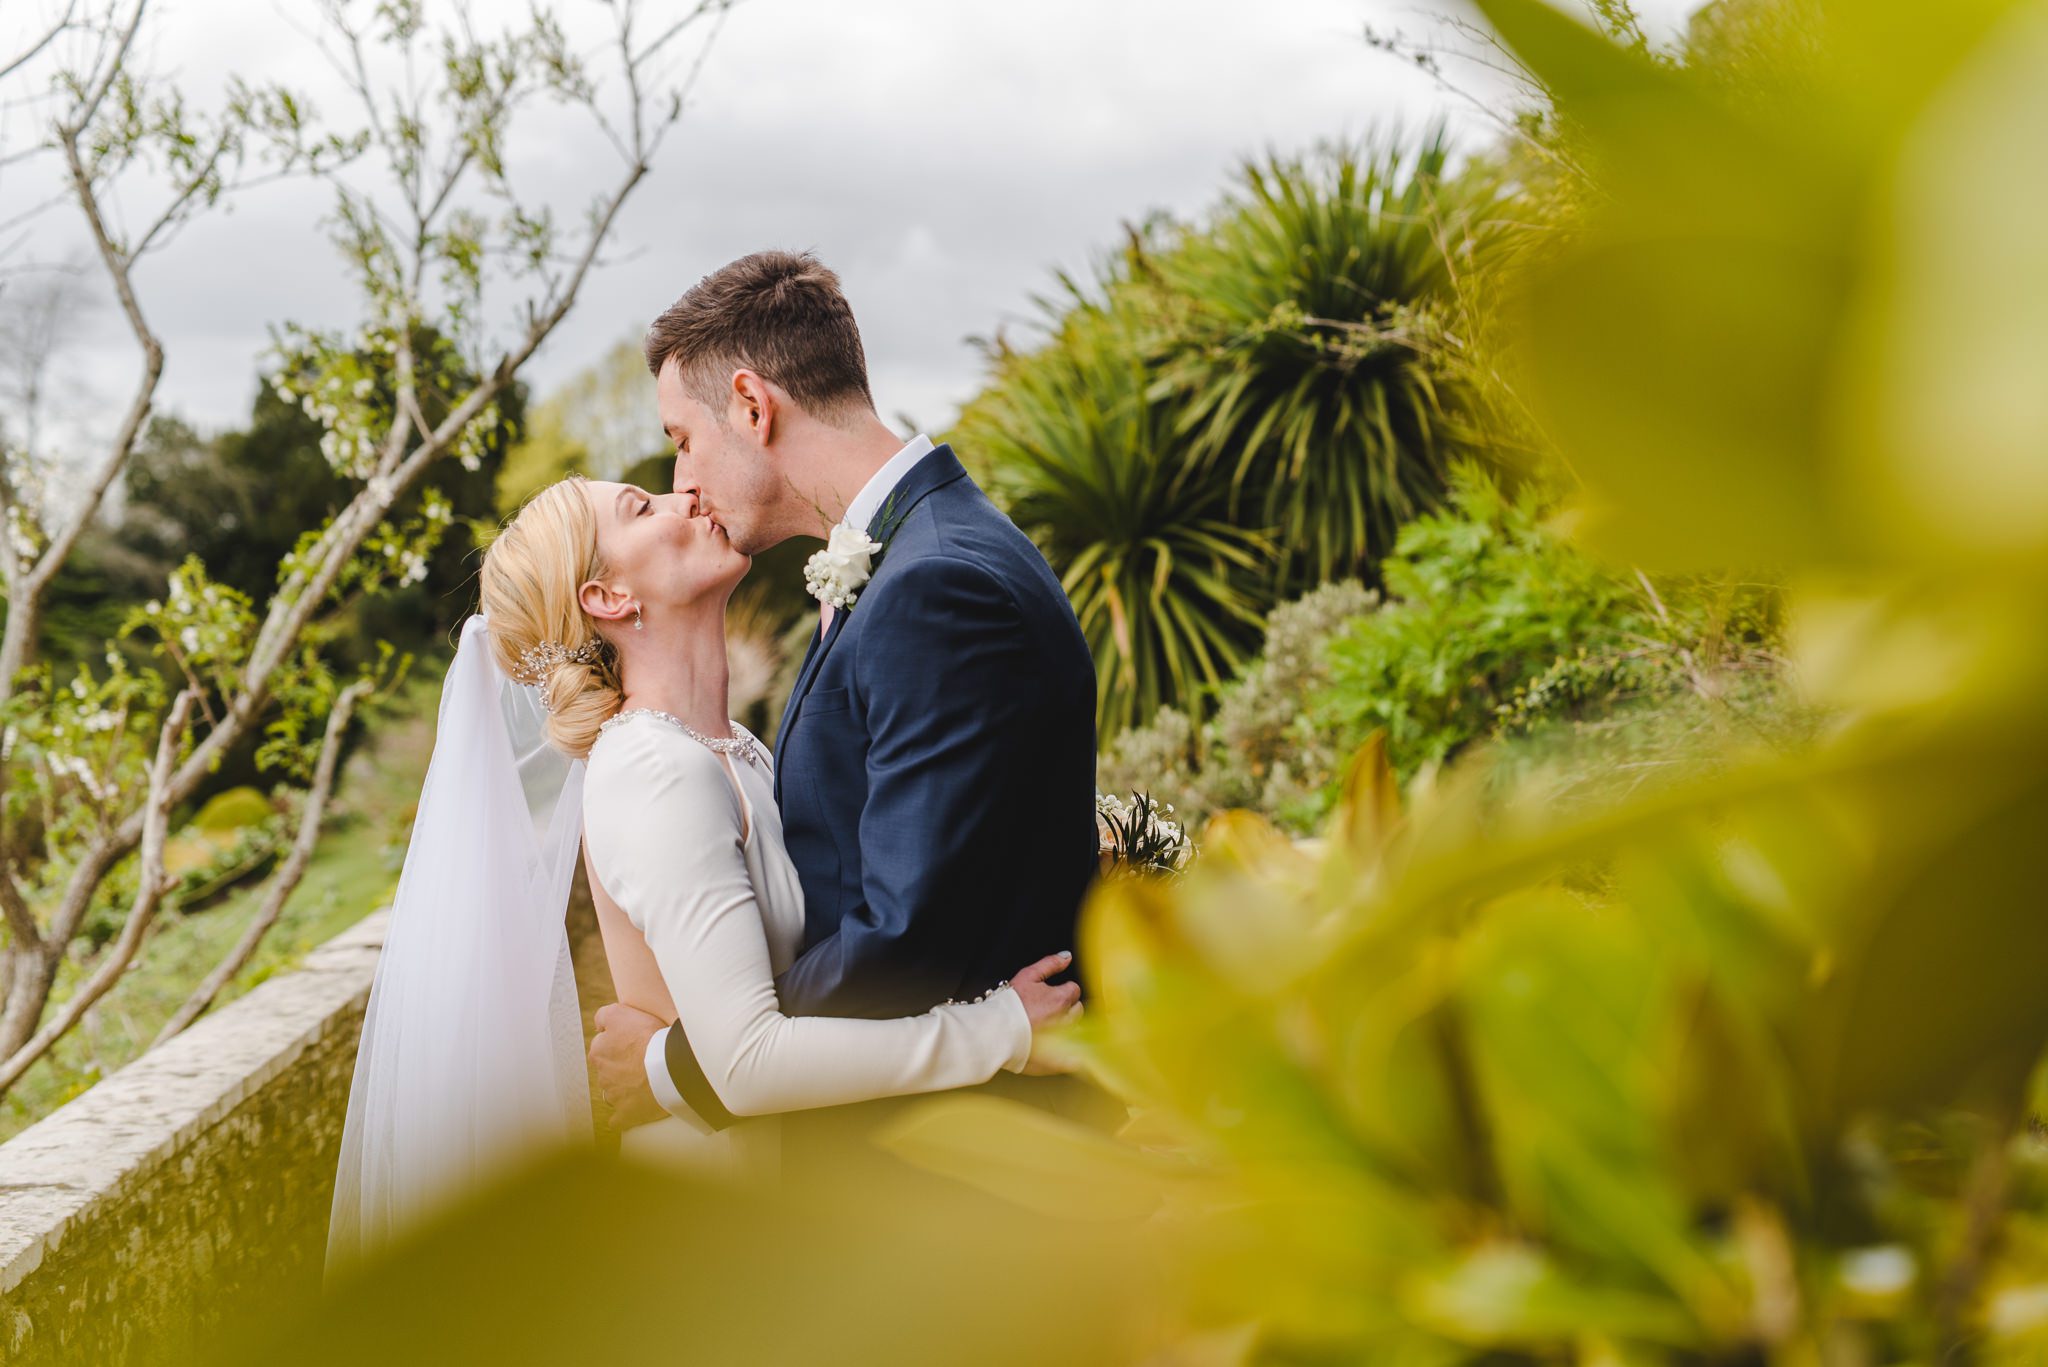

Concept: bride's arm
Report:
left=582, top=725, right=1032, bottom=1119
left=582, top=839, right=676, bottom=1023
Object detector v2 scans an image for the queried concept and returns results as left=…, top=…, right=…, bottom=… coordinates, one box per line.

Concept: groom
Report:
left=588, top=250, right=1099, bottom=1137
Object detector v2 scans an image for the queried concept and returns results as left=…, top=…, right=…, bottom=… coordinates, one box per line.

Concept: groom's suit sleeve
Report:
left=773, top=555, right=1034, bottom=1018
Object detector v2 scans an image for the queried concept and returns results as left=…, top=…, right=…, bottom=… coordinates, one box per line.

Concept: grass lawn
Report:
left=0, top=668, right=447, bottom=1143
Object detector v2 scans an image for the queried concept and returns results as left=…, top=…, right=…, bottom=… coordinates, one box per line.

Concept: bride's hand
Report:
left=1009, top=951, right=1083, bottom=1075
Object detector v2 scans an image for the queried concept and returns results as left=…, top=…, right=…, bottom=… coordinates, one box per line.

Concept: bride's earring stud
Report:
left=633, top=605, right=644, bottom=631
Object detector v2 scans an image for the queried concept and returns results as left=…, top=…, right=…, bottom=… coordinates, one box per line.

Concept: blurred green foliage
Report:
left=1021, top=0, right=2048, bottom=1360
left=230, top=1147, right=1149, bottom=1367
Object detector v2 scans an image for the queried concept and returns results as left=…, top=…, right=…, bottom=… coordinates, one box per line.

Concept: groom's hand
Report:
left=1011, top=951, right=1084, bottom=1075
left=590, top=1002, right=669, bottom=1131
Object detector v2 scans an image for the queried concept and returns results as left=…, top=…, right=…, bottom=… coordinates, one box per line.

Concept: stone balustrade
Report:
left=0, top=911, right=388, bottom=1366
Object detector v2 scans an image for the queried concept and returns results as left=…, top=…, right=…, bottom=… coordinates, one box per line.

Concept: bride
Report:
left=326, top=475, right=1079, bottom=1268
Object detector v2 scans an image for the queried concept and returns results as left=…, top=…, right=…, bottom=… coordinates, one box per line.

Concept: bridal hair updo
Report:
left=478, top=476, right=622, bottom=759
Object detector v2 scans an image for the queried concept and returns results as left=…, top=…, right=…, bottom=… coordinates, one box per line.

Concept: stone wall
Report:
left=0, top=912, right=387, bottom=1367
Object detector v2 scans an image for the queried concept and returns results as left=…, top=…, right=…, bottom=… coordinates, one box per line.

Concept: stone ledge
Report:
left=0, top=908, right=387, bottom=1300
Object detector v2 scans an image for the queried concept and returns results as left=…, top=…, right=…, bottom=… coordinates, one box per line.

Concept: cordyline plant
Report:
left=0, top=0, right=735, bottom=1097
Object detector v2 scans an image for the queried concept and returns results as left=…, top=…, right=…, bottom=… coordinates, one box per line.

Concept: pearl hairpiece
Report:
left=509, top=639, right=604, bottom=702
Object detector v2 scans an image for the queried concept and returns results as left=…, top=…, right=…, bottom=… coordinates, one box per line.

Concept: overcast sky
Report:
left=2, top=0, right=1706, bottom=469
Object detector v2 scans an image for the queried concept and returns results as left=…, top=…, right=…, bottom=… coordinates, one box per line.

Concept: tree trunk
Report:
left=0, top=593, right=39, bottom=711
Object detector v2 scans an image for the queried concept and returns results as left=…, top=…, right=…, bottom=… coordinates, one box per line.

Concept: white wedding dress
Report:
left=328, top=620, right=1032, bottom=1275
left=580, top=710, right=1033, bottom=1176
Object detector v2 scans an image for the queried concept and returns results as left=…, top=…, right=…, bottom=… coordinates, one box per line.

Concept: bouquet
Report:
left=1094, top=790, right=1193, bottom=878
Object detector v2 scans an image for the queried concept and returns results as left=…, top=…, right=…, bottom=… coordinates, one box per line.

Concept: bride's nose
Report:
left=667, top=489, right=701, bottom=518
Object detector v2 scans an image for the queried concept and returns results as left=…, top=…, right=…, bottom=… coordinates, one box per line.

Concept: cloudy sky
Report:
left=2, top=0, right=1705, bottom=469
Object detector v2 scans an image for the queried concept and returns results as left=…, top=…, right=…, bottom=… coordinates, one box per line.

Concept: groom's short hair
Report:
left=644, top=251, right=875, bottom=422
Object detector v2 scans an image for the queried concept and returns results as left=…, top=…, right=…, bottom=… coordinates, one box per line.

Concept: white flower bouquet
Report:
left=1095, top=790, right=1193, bottom=878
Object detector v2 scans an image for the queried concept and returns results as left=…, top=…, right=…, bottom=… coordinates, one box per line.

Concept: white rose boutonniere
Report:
left=804, top=522, right=884, bottom=611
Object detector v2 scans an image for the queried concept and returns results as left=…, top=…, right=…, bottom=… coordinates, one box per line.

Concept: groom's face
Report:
left=657, top=357, right=779, bottom=556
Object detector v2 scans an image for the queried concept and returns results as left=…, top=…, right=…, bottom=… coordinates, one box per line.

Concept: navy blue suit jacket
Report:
left=662, top=445, right=1097, bottom=1118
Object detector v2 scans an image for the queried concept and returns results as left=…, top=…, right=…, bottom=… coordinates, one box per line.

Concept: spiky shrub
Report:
left=1153, top=136, right=1506, bottom=595
left=962, top=298, right=1271, bottom=741
left=960, top=135, right=1509, bottom=742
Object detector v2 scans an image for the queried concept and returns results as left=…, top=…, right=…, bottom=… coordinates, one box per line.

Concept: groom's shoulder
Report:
left=909, top=471, right=1056, bottom=576
left=861, top=533, right=1013, bottom=622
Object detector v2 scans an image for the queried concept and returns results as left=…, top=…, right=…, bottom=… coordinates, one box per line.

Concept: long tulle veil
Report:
left=326, top=615, right=590, bottom=1275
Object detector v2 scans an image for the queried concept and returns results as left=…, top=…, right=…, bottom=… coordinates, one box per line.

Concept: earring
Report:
left=633, top=605, right=644, bottom=631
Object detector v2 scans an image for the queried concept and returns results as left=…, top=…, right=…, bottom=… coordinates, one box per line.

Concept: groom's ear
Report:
left=730, top=369, right=777, bottom=446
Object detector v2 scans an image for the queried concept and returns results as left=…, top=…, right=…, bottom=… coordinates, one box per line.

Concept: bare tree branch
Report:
left=0, top=870, right=38, bottom=951
left=20, top=118, right=167, bottom=600
left=0, top=188, right=69, bottom=237
left=124, top=124, right=238, bottom=258
left=634, top=0, right=722, bottom=67
left=0, top=0, right=84, bottom=84
left=69, top=0, right=147, bottom=133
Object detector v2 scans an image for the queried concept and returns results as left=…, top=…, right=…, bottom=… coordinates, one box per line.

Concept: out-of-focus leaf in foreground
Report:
left=1017, top=1, right=2048, bottom=1360
left=230, top=1147, right=1148, bottom=1367
left=1482, top=0, right=2048, bottom=580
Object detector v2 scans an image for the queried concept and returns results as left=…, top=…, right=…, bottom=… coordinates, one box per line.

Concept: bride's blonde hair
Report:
left=478, top=476, right=624, bottom=759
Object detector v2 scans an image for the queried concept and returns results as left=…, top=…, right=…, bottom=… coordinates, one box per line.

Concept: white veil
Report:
left=326, top=615, right=591, bottom=1275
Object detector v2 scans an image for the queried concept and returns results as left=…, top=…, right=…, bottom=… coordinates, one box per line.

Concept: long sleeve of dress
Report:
left=581, top=722, right=1032, bottom=1118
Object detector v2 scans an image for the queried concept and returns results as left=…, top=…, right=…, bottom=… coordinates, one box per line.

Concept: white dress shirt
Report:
left=642, top=432, right=962, bottom=1117
left=842, top=432, right=933, bottom=538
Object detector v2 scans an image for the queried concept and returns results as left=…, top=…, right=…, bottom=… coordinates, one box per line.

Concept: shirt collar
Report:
left=843, top=433, right=934, bottom=536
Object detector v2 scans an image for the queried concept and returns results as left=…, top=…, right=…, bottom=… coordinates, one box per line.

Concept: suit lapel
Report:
left=772, top=624, right=825, bottom=789
left=863, top=443, right=968, bottom=543
left=788, top=612, right=844, bottom=724
left=770, top=444, right=973, bottom=801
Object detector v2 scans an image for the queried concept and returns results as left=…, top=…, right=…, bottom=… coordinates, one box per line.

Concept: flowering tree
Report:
left=0, top=0, right=735, bottom=1095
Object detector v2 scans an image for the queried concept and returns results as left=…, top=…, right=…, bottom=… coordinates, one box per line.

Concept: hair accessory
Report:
left=509, top=639, right=604, bottom=698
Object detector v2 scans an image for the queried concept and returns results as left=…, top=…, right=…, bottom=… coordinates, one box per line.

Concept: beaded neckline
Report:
left=600, top=708, right=767, bottom=769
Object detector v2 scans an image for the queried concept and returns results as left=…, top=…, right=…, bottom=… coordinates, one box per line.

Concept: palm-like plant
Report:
left=959, top=132, right=1506, bottom=742
left=1153, top=134, right=1503, bottom=594
left=958, top=298, right=1271, bottom=742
